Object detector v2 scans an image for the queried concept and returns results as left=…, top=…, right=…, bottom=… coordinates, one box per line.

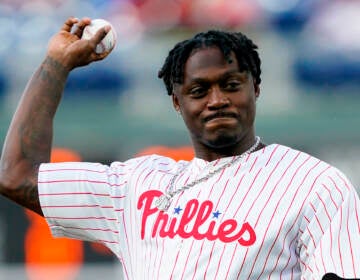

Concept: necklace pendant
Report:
left=155, top=194, right=171, bottom=211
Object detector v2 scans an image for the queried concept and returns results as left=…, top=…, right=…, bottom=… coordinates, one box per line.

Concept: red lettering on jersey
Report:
left=137, top=190, right=256, bottom=246
left=137, top=190, right=161, bottom=239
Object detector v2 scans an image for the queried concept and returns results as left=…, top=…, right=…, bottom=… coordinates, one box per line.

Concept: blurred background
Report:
left=0, top=0, right=359, bottom=279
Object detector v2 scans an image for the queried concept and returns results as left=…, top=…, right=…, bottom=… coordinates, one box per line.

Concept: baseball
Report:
left=82, top=19, right=117, bottom=54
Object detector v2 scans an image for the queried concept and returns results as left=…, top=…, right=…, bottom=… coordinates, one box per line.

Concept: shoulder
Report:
left=261, top=143, right=325, bottom=168
left=264, top=143, right=353, bottom=186
left=110, top=154, right=190, bottom=173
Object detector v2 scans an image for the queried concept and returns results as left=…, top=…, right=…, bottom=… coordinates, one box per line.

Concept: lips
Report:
left=203, top=111, right=238, bottom=123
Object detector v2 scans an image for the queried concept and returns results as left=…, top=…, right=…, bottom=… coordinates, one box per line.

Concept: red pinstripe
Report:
left=328, top=221, right=336, bottom=274
left=225, top=243, right=238, bottom=279
left=156, top=238, right=166, bottom=280
left=180, top=239, right=195, bottom=280
left=214, top=178, right=230, bottom=211
left=46, top=216, right=117, bottom=221
left=156, top=173, right=184, bottom=279
left=149, top=175, right=165, bottom=280
left=191, top=165, right=233, bottom=279
left=188, top=171, right=226, bottom=279
left=39, top=179, right=126, bottom=187
left=154, top=173, right=173, bottom=280
left=313, top=253, right=321, bottom=276
left=39, top=192, right=109, bottom=196
left=315, top=192, right=331, bottom=220
left=354, top=193, right=360, bottom=234
left=336, top=167, right=352, bottom=280
left=268, top=159, right=324, bottom=277
left=251, top=151, right=302, bottom=279
left=206, top=165, right=228, bottom=198
left=204, top=173, right=244, bottom=279
left=121, top=211, right=133, bottom=278
left=309, top=202, right=325, bottom=234
left=133, top=157, right=153, bottom=195
left=321, top=184, right=338, bottom=209
left=213, top=244, right=227, bottom=280
left=336, top=171, right=351, bottom=191
left=236, top=167, right=263, bottom=277
left=278, top=233, right=298, bottom=280
left=42, top=204, right=113, bottom=208
left=315, top=191, right=334, bottom=272
left=329, top=176, right=345, bottom=201
left=40, top=169, right=130, bottom=181
left=224, top=173, right=247, bottom=276
left=255, top=149, right=293, bottom=228
left=170, top=240, right=183, bottom=279
left=130, top=158, right=159, bottom=278
left=249, top=155, right=258, bottom=173
left=346, top=194, right=356, bottom=277
left=172, top=170, right=192, bottom=206
left=149, top=174, right=173, bottom=279
left=245, top=150, right=292, bottom=279
left=191, top=240, right=207, bottom=280
left=306, top=223, right=317, bottom=248
left=138, top=170, right=158, bottom=280
left=40, top=167, right=108, bottom=173
left=50, top=225, right=119, bottom=234
left=265, top=144, right=280, bottom=166
left=338, top=204, right=345, bottom=276
left=203, top=242, right=216, bottom=279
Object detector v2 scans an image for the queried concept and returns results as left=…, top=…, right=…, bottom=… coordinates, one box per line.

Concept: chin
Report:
left=205, top=133, right=240, bottom=149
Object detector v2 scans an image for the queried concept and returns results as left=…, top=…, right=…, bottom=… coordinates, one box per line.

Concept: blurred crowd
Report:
left=0, top=0, right=359, bottom=97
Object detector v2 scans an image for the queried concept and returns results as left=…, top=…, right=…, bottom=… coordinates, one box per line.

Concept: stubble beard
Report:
left=202, top=131, right=241, bottom=150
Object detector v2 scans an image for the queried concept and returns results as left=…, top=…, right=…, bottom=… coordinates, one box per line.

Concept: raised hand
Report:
left=47, top=17, right=112, bottom=71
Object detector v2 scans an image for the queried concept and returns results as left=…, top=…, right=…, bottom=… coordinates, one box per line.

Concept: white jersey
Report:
left=38, top=144, right=360, bottom=280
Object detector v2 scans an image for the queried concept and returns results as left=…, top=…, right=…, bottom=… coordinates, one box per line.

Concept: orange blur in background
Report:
left=24, top=148, right=84, bottom=280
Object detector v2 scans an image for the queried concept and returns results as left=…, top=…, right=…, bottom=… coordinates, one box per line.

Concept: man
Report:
left=0, top=17, right=359, bottom=279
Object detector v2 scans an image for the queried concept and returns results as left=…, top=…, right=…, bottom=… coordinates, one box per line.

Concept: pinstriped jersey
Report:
left=38, top=144, right=360, bottom=279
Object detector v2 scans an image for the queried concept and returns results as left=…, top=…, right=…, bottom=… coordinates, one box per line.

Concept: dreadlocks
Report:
left=158, top=30, right=261, bottom=96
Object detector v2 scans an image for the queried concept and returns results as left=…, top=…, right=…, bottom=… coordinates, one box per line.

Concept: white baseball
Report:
left=82, top=19, right=117, bottom=54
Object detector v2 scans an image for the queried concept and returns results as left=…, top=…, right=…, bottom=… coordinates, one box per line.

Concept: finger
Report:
left=61, top=17, right=79, bottom=32
left=73, top=17, right=92, bottom=38
left=91, top=26, right=111, bottom=46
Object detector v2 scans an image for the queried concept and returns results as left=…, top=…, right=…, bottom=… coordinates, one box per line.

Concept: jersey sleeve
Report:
left=298, top=167, right=360, bottom=279
left=38, top=159, right=141, bottom=254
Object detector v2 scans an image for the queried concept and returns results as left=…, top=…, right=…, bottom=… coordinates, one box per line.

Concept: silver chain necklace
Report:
left=154, top=136, right=261, bottom=211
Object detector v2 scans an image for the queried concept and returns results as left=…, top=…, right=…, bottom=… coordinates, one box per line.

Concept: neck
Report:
left=194, top=135, right=265, bottom=161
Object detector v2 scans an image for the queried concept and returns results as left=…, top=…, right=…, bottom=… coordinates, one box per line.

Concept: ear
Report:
left=172, top=93, right=180, bottom=112
left=254, top=83, right=260, bottom=99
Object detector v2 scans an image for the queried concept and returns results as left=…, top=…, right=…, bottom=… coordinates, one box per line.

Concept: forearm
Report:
left=0, top=56, right=69, bottom=215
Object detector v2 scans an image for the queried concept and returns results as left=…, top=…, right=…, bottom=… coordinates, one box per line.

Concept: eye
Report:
left=223, top=80, right=241, bottom=91
left=189, top=86, right=207, bottom=97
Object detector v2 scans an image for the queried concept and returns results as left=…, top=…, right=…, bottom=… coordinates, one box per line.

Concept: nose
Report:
left=207, top=87, right=230, bottom=109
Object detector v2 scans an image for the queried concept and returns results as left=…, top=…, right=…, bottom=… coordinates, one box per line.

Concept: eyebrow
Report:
left=187, top=70, right=249, bottom=84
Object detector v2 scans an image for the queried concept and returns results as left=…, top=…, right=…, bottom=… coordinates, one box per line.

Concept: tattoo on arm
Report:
left=1, top=56, right=69, bottom=215
left=5, top=178, right=43, bottom=216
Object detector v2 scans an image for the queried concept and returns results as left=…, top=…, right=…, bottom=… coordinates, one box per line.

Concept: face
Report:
left=172, top=47, right=260, bottom=157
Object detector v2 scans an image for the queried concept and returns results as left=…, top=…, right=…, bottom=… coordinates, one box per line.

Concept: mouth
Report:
left=203, top=112, right=238, bottom=123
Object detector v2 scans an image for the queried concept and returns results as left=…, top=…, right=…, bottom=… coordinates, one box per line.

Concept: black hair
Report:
left=158, top=30, right=262, bottom=96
